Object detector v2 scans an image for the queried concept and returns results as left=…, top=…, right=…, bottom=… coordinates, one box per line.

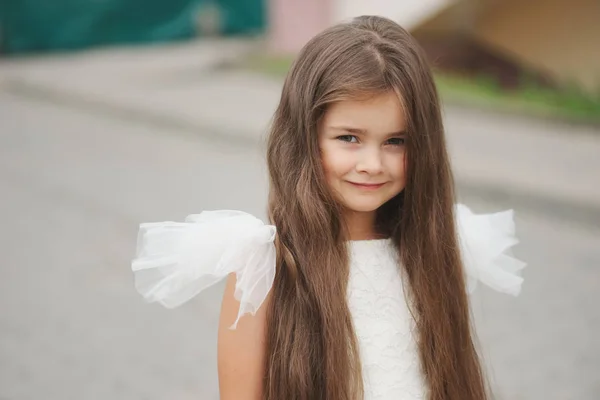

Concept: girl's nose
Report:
left=356, top=147, right=383, bottom=174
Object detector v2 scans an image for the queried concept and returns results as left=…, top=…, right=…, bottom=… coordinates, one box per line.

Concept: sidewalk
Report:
left=2, top=38, right=599, bottom=223
left=0, top=38, right=280, bottom=144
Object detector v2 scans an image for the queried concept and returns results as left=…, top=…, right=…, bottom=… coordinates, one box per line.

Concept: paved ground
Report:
left=1, top=88, right=599, bottom=400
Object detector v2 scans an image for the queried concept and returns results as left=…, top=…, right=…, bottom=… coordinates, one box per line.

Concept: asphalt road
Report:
left=1, top=91, right=598, bottom=399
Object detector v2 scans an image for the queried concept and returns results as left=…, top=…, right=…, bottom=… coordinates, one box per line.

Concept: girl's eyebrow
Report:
left=330, top=126, right=407, bottom=136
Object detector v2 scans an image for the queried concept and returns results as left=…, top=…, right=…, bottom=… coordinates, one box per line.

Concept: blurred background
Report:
left=0, top=0, right=599, bottom=399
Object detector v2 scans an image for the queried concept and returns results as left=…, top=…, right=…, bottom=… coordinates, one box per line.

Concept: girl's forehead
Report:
left=323, top=92, right=407, bottom=133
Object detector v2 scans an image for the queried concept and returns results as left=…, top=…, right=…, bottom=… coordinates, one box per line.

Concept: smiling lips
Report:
left=348, top=181, right=386, bottom=190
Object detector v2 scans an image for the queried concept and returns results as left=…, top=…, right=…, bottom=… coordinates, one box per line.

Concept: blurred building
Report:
left=269, top=0, right=600, bottom=92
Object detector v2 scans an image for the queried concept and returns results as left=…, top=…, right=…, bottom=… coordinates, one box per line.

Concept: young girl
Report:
left=132, top=15, right=525, bottom=400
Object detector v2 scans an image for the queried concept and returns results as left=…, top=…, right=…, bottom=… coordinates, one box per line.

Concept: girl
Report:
left=132, top=15, right=525, bottom=400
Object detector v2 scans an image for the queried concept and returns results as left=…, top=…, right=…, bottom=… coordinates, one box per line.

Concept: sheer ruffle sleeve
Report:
left=131, top=205, right=525, bottom=329
left=131, top=210, right=276, bottom=329
left=455, top=204, right=526, bottom=296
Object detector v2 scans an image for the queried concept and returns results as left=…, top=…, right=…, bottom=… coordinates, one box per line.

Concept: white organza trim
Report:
left=455, top=204, right=526, bottom=296
left=131, top=205, right=525, bottom=330
left=131, top=210, right=276, bottom=329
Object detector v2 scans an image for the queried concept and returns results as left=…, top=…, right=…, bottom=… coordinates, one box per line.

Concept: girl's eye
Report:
left=387, top=137, right=405, bottom=146
left=337, top=135, right=358, bottom=143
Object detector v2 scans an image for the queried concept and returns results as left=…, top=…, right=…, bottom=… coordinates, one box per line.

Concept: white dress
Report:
left=348, top=239, right=425, bottom=399
left=131, top=205, right=526, bottom=398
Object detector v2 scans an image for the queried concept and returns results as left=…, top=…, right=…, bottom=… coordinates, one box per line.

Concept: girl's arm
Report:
left=218, top=273, right=269, bottom=400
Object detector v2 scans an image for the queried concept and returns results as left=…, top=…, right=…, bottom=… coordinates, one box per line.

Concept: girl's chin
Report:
left=341, top=201, right=386, bottom=214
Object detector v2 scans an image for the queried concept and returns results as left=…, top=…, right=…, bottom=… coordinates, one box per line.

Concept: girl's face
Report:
left=318, top=91, right=407, bottom=216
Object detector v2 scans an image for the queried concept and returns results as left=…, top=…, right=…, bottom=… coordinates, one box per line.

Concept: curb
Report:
left=4, top=77, right=600, bottom=230
left=2, top=78, right=260, bottom=148
left=456, top=178, right=600, bottom=230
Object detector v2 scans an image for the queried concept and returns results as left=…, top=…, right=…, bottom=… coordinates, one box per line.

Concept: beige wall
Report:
left=413, top=0, right=600, bottom=92
left=332, top=0, right=455, bottom=30
left=475, top=0, right=600, bottom=91
left=268, top=0, right=456, bottom=54
left=411, top=0, right=487, bottom=36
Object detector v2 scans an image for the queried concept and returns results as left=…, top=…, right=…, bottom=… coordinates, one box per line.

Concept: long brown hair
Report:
left=265, top=15, right=488, bottom=400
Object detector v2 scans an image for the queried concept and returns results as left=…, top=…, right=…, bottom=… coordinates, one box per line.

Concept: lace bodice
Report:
left=348, top=239, right=425, bottom=399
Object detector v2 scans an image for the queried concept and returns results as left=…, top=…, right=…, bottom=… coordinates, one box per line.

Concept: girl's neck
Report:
left=344, top=210, right=384, bottom=241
